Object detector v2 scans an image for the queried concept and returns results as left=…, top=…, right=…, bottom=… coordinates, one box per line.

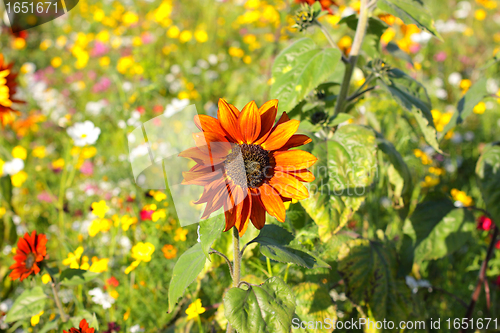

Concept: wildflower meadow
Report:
left=1, top=0, right=500, bottom=332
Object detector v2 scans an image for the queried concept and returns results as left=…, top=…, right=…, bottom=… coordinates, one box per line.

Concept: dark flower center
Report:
left=25, top=253, right=36, bottom=270
left=224, top=144, right=271, bottom=188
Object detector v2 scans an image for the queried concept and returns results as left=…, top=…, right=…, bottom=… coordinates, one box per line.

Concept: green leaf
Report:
left=271, top=38, right=342, bottom=111
left=39, top=318, right=60, bottom=333
left=0, top=176, right=13, bottom=209
left=249, top=225, right=329, bottom=269
left=378, top=0, right=441, bottom=39
left=329, top=113, right=354, bottom=127
left=377, top=137, right=413, bottom=214
left=338, top=239, right=411, bottom=322
left=69, top=310, right=97, bottom=331
left=199, top=213, right=225, bottom=260
left=476, top=144, right=500, bottom=228
left=5, top=287, right=47, bottom=323
left=441, top=78, right=489, bottom=139
left=293, top=283, right=337, bottom=333
left=406, top=199, right=475, bottom=262
left=301, top=125, right=377, bottom=240
left=339, top=14, right=388, bottom=38
left=60, top=269, right=100, bottom=286
left=168, top=242, right=206, bottom=312
left=386, top=41, right=413, bottom=65
left=224, top=277, right=296, bottom=333
left=380, top=68, right=442, bottom=153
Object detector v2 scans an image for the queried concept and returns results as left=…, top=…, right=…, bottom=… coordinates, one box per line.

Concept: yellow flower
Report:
left=42, top=273, right=51, bottom=284
left=473, top=101, right=486, bottom=114
left=124, top=309, right=130, bottom=321
left=89, top=258, right=109, bottom=273
left=30, top=310, right=44, bottom=326
left=451, top=189, right=474, bottom=206
left=174, top=227, right=188, bottom=242
left=52, top=158, right=65, bottom=169
left=40, top=39, right=52, bottom=50
left=0, top=207, right=6, bottom=218
left=179, top=30, right=193, bottom=43
left=413, top=149, right=432, bottom=165
left=154, top=1, right=172, bottom=23
left=62, top=246, right=84, bottom=268
left=32, top=146, right=46, bottom=158
left=12, top=38, right=26, bottom=50
left=51, top=57, right=63, bottom=68
left=475, top=9, right=487, bottom=20
left=82, top=146, right=97, bottom=159
left=117, top=56, right=134, bottom=74
left=186, top=299, right=205, bottom=320
left=96, top=30, right=110, bottom=43
left=460, top=79, right=472, bottom=92
left=92, top=200, right=109, bottom=218
left=122, top=11, right=139, bottom=26
left=131, top=242, right=155, bottom=262
left=152, top=209, right=166, bottom=222
left=194, top=30, right=208, bottom=43
left=162, top=244, right=177, bottom=259
left=151, top=190, right=167, bottom=202
left=167, top=26, right=180, bottom=38
left=421, top=175, right=440, bottom=188
left=109, top=289, right=119, bottom=299
left=121, top=215, right=138, bottom=231
left=12, top=146, right=27, bottom=160
left=88, top=218, right=112, bottom=237
left=99, top=56, right=110, bottom=67
left=11, top=171, right=28, bottom=187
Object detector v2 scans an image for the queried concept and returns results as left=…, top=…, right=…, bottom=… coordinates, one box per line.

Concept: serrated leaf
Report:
left=441, top=78, right=489, bottom=139
left=380, top=68, right=441, bottom=153
left=5, top=287, right=47, bottom=323
left=250, top=225, right=329, bottom=269
left=338, top=239, right=411, bottom=322
left=377, top=137, right=413, bottom=216
left=199, top=213, right=225, bottom=260
left=386, top=41, right=413, bottom=65
left=406, top=199, right=475, bottom=262
left=301, top=125, right=377, bottom=240
left=293, top=283, right=337, bottom=333
left=168, top=243, right=206, bottom=312
left=224, top=277, right=296, bottom=333
left=60, top=269, right=100, bottom=286
left=378, top=0, right=441, bottom=39
left=271, top=38, right=342, bottom=111
left=476, top=144, right=500, bottom=228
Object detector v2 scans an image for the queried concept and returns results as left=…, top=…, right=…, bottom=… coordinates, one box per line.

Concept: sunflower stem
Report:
left=51, top=282, right=67, bottom=322
left=226, top=227, right=242, bottom=333
left=333, top=0, right=370, bottom=116
left=315, top=21, right=348, bottom=64
left=266, top=257, right=273, bottom=277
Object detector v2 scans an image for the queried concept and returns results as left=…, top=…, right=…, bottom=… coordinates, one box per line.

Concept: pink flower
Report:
left=434, top=51, right=447, bottom=62
left=409, top=44, right=421, bottom=54
left=477, top=215, right=493, bottom=231
left=141, top=32, right=153, bottom=44
left=92, top=77, right=111, bottom=93
left=37, top=191, right=55, bottom=203
left=140, top=209, right=154, bottom=221
left=91, top=41, right=108, bottom=57
left=80, top=161, right=94, bottom=176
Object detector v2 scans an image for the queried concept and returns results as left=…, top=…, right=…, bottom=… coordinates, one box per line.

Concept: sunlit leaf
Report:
left=5, top=287, right=47, bottom=323
left=224, top=277, right=296, bottom=333
left=293, top=282, right=337, bottom=333
left=199, top=213, right=225, bottom=260
left=60, top=269, right=101, bottom=286
left=168, top=243, right=206, bottom=312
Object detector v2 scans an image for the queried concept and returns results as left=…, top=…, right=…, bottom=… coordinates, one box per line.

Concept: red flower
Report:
left=64, top=319, right=95, bottom=333
left=107, top=276, right=119, bottom=287
left=140, top=209, right=154, bottom=220
left=9, top=231, right=47, bottom=281
left=496, top=240, right=500, bottom=250
left=476, top=215, right=492, bottom=231
left=295, top=0, right=339, bottom=14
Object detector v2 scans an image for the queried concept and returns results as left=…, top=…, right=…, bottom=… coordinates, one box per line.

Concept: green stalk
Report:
left=226, top=227, right=241, bottom=333
left=334, top=0, right=370, bottom=116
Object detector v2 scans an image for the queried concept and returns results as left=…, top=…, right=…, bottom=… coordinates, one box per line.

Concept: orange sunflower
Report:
left=9, top=231, right=48, bottom=281
left=180, top=99, right=317, bottom=236
left=64, top=319, right=95, bottom=333
left=0, top=53, right=23, bottom=125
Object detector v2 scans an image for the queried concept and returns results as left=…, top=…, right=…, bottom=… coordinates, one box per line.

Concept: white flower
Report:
left=448, top=72, right=462, bottom=86
left=89, top=288, right=115, bottom=309
left=86, top=100, right=108, bottom=116
left=67, top=121, right=101, bottom=146
left=130, top=324, right=144, bottom=333
left=164, top=98, right=190, bottom=117
left=2, top=159, right=24, bottom=176
left=454, top=1, right=471, bottom=19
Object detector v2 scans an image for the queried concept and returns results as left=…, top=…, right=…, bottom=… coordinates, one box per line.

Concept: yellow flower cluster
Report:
left=431, top=109, right=452, bottom=132
left=113, top=214, right=138, bottom=231
left=186, top=299, right=205, bottom=320
left=451, top=188, right=473, bottom=206
left=125, top=242, right=155, bottom=274
left=62, top=246, right=109, bottom=272
left=413, top=149, right=432, bottom=165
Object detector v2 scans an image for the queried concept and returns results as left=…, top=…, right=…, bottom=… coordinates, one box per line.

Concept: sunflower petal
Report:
left=261, top=119, right=300, bottom=151
left=194, top=115, right=226, bottom=136
left=287, top=169, right=315, bottom=182
left=269, top=171, right=309, bottom=200
left=258, top=99, right=278, bottom=140
left=259, top=183, right=286, bottom=222
left=250, top=192, right=266, bottom=229
left=238, top=100, right=261, bottom=143
left=279, top=134, right=312, bottom=150
left=273, top=150, right=318, bottom=171
left=217, top=99, right=242, bottom=143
